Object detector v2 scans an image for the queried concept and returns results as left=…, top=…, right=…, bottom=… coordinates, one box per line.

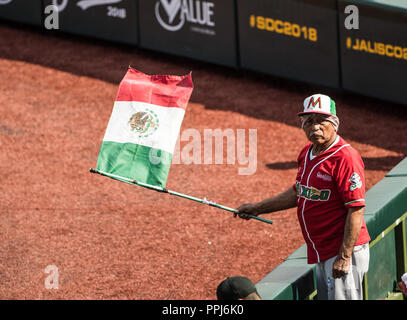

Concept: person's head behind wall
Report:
left=216, top=276, right=261, bottom=300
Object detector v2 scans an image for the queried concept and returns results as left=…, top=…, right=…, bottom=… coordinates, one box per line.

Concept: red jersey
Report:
left=294, top=136, right=370, bottom=264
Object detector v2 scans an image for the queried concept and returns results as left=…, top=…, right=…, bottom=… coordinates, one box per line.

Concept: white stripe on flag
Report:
left=102, top=101, right=185, bottom=154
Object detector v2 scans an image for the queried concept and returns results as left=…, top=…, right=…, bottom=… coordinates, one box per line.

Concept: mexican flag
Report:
left=96, top=67, right=193, bottom=188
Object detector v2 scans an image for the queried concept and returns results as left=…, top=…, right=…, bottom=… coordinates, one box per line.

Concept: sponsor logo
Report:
left=0, top=0, right=12, bottom=5
left=52, top=0, right=68, bottom=12
left=346, top=36, right=407, bottom=61
left=155, top=0, right=215, bottom=35
left=77, top=0, right=121, bottom=10
left=317, top=171, right=332, bottom=182
left=249, top=14, right=318, bottom=42
left=296, top=181, right=331, bottom=201
left=349, top=172, right=362, bottom=191
left=52, top=0, right=123, bottom=12
left=128, top=109, right=159, bottom=138
left=51, top=0, right=126, bottom=19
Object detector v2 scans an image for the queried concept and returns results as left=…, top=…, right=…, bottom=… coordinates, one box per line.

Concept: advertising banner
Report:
left=237, top=0, right=340, bottom=88
left=0, top=0, right=42, bottom=25
left=339, top=0, right=407, bottom=105
left=138, top=0, right=237, bottom=67
left=43, top=0, right=138, bottom=45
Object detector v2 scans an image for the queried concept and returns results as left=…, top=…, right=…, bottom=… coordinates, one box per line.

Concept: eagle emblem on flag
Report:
left=128, top=109, right=159, bottom=138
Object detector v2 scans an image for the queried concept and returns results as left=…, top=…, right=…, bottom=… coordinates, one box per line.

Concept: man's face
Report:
left=302, top=114, right=336, bottom=145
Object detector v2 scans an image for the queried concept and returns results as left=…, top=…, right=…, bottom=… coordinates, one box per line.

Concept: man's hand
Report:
left=234, top=187, right=298, bottom=221
left=331, top=206, right=364, bottom=278
left=234, top=203, right=259, bottom=220
left=332, top=255, right=351, bottom=279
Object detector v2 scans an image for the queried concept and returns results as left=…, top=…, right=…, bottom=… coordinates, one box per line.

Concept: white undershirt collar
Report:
left=309, top=135, right=340, bottom=161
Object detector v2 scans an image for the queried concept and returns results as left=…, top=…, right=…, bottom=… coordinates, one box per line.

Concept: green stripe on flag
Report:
left=96, top=141, right=172, bottom=188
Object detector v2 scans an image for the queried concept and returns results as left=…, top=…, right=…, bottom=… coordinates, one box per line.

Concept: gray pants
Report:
left=316, top=243, right=370, bottom=300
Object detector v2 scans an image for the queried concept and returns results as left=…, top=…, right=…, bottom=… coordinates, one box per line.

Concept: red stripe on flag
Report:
left=115, top=67, right=194, bottom=110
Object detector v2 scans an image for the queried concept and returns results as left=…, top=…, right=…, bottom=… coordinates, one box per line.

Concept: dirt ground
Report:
left=0, top=21, right=406, bottom=300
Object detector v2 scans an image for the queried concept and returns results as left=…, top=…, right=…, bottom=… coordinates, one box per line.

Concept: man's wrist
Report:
left=252, top=203, right=263, bottom=215
left=338, top=248, right=352, bottom=260
left=255, top=201, right=275, bottom=215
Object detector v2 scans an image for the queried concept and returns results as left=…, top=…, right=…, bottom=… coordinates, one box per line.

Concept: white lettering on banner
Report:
left=190, top=26, right=215, bottom=35
left=52, top=0, right=68, bottom=12
left=52, top=0, right=126, bottom=19
left=155, top=0, right=215, bottom=33
left=77, top=0, right=121, bottom=11
left=0, top=0, right=13, bottom=5
left=107, top=5, right=126, bottom=19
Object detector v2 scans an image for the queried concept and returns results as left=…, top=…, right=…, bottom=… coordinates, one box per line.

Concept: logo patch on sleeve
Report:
left=349, top=172, right=362, bottom=191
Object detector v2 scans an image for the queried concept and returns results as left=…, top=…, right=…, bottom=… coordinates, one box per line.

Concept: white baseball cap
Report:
left=298, top=94, right=337, bottom=117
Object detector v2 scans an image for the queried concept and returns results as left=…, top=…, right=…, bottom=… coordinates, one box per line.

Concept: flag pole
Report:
left=90, top=168, right=273, bottom=225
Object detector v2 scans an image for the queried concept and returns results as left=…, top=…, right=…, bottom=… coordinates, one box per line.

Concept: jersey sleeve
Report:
left=334, top=148, right=366, bottom=208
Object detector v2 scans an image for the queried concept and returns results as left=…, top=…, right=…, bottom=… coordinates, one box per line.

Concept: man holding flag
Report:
left=92, top=67, right=273, bottom=225
left=235, top=94, right=371, bottom=300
